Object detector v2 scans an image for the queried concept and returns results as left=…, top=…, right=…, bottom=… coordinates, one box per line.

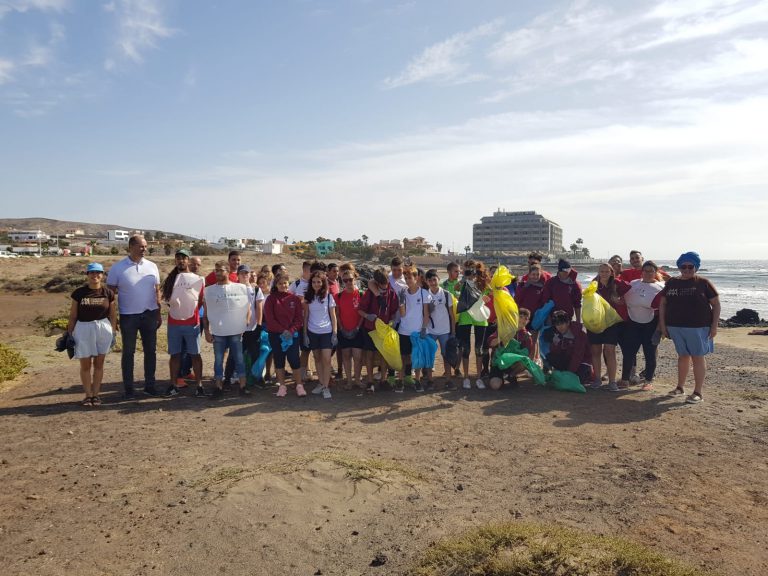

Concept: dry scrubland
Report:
left=0, top=255, right=767, bottom=576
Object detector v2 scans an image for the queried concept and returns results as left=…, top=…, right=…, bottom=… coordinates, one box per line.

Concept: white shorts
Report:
left=73, top=318, right=113, bottom=358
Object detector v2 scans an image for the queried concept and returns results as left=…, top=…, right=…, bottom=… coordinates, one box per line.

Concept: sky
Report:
left=1, top=0, right=767, bottom=260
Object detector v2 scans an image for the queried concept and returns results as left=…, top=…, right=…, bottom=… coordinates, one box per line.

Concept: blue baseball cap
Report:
left=86, top=262, right=104, bottom=273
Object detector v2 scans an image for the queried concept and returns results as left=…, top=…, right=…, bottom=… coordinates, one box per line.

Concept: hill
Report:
left=0, top=217, right=194, bottom=240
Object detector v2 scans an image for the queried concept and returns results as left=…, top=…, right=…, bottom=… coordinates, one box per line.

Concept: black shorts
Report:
left=398, top=333, right=412, bottom=356
left=360, top=330, right=377, bottom=352
left=587, top=322, right=622, bottom=345
left=338, top=330, right=363, bottom=350
left=308, top=331, right=334, bottom=350
left=267, top=332, right=301, bottom=370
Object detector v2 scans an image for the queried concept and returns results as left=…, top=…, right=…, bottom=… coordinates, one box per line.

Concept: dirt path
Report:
left=1, top=293, right=767, bottom=576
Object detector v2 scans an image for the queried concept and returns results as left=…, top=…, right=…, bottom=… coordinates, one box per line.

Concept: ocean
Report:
left=570, top=260, right=768, bottom=320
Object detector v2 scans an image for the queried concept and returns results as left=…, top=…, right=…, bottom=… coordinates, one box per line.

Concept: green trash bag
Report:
left=546, top=370, right=586, bottom=393
left=492, top=339, right=546, bottom=386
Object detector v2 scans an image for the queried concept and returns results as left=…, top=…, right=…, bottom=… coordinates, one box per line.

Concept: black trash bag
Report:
left=456, top=281, right=481, bottom=314
left=444, top=336, right=460, bottom=369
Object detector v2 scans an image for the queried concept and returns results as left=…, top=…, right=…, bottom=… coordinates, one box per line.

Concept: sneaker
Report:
left=123, top=387, right=136, bottom=401
left=641, top=382, right=654, bottom=391
left=414, top=380, right=425, bottom=393
left=312, top=384, right=324, bottom=395
left=462, top=378, right=471, bottom=390
left=276, top=385, right=288, bottom=397
left=296, top=384, right=307, bottom=397
left=393, top=381, right=404, bottom=393
left=629, top=374, right=642, bottom=385
left=445, top=379, right=457, bottom=391
left=589, top=380, right=603, bottom=390
left=195, top=386, right=208, bottom=397
left=403, top=375, right=416, bottom=386
left=367, top=382, right=376, bottom=394
left=475, top=379, right=486, bottom=390
left=238, top=387, right=251, bottom=396
left=182, top=372, right=194, bottom=380
left=322, top=388, right=332, bottom=400
left=143, top=386, right=159, bottom=397
left=617, top=380, right=630, bottom=390
left=211, top=387, right=224, bottom=399
left=425, top=380, right=434, bottom=392
left=164, top=385, right=179, bottom=397
left=608, top=381, right=619, bottom=392
left=685, top=392, right=703, bottom=404
left=175, top=378, right=189, bottom=388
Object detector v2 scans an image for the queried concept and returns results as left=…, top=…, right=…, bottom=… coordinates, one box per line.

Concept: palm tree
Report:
left=283, top=235, right=289, bottom=244
left=435, top=242, right=442, bottom=254
left=361, top=234, right=368, bottom=245
left=464, top=244, right=471, bottom=256
left=569, top=243, right=578, bottom=256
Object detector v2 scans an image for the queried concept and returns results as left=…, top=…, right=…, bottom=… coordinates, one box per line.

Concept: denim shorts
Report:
left=167, top=323, right=201, bottom=356
left=668, top=326, right=714, bottom=357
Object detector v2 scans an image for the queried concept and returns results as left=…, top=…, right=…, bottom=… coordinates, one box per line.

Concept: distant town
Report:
left=0, top=210, right=599, bottom=266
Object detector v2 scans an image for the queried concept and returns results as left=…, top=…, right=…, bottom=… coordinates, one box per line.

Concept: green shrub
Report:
left=0, top=344, right=28, bottom=383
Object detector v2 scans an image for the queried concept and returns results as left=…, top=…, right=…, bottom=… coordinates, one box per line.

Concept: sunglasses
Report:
left=678, top=264, right=695, bottom=270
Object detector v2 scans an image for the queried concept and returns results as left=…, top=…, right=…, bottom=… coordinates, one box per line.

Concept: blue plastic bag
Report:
left=251, top=330, right=272, bottom=378
left=280, top=331, right=298, bottom=352
left=410, top=332, right=437, bottom=370
left=532, top=299, right=554, bottom=331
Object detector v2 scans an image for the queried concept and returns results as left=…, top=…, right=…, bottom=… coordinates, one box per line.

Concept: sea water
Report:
left=571, top=260, right=768, bottom=320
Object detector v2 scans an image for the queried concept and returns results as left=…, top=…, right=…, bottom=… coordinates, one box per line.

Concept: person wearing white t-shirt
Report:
left=396, top=265, right=432, bottom=393
left=237, top=264, right=265, bottom=388
left=302, top=272, right=338, bottom=399
left=203, top=261, right=251, bottom=398
left=106, top=234, right=161, bottom=399
left=161, top=249, right=205, bottom=397
left=424, top=269, right=456, bottom=390
left=623, top=261, right=665, bottom=390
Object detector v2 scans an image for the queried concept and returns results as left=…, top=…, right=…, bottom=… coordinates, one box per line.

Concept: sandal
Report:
left=668, top=387, right=685, bottom=397
left=81, top=397, right=93, bottom=407
left=685, top=392, right=703, bottom=404
left=91, top=395, right=102, bottom=406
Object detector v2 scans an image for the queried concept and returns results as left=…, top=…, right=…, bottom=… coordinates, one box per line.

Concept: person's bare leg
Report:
left=604, top=344, right=617, bottom=383
left=591, top=345, right=602, bottom=383
left=79, top=357, right=93, bottom=401
left=677, top=355, right=691, bottom=390
left=342, top=348, right=353, bottom=388
left=321, top=349, right=332, bottom=389
left=352, top=349, right=362, bottom=386
left=191, top=355, right=203, bottom=387
left=691, top=356, right=706, bottom=396
left=92, top=355, right=106, bottom=397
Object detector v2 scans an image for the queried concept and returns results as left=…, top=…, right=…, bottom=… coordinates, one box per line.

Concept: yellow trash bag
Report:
left=490, top=266, right=519, bottom=345
left=582, top=281, right=623, bottom=334
left=369, top=318, right=402, bottom=371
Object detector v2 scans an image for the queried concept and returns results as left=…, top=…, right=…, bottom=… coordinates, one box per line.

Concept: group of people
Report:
left=66, top=234, right=720, bottom=407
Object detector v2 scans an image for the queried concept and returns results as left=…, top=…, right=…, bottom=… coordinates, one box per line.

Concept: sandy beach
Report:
left=0, top=255, right=766, bottom=576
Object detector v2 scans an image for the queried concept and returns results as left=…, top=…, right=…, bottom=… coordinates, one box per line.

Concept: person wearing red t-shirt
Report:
left=205, top=250, right=240, bottom=286
left=335, top=265, right=364, bottom=391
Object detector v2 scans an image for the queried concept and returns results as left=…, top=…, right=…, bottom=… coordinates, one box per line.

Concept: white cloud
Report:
left=384, top=20, right=502, bottom=88
left=115, top=96, right=768, bottom=259
left=109, top=0, right=175, bottom=65
left=0, top=59, right=14, bottom=83
left=0, top=0, right=67, bottom=18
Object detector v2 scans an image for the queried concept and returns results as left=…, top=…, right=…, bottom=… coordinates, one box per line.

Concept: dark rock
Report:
left=369, top=554, right=388, bottom=567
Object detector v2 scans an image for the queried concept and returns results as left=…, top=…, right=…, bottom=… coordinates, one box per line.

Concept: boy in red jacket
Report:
left=544, top=310, right=593, bottom=384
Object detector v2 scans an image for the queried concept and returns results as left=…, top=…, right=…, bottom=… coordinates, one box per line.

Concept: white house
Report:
left=254, top=241, right=283, bottom=255
left=107, top=229, right=130, bottom=242
left=8, top=229, right=49, bottom=242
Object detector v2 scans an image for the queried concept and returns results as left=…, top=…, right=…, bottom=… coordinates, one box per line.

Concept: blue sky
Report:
left=1, top=0, right=767, bottom=259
